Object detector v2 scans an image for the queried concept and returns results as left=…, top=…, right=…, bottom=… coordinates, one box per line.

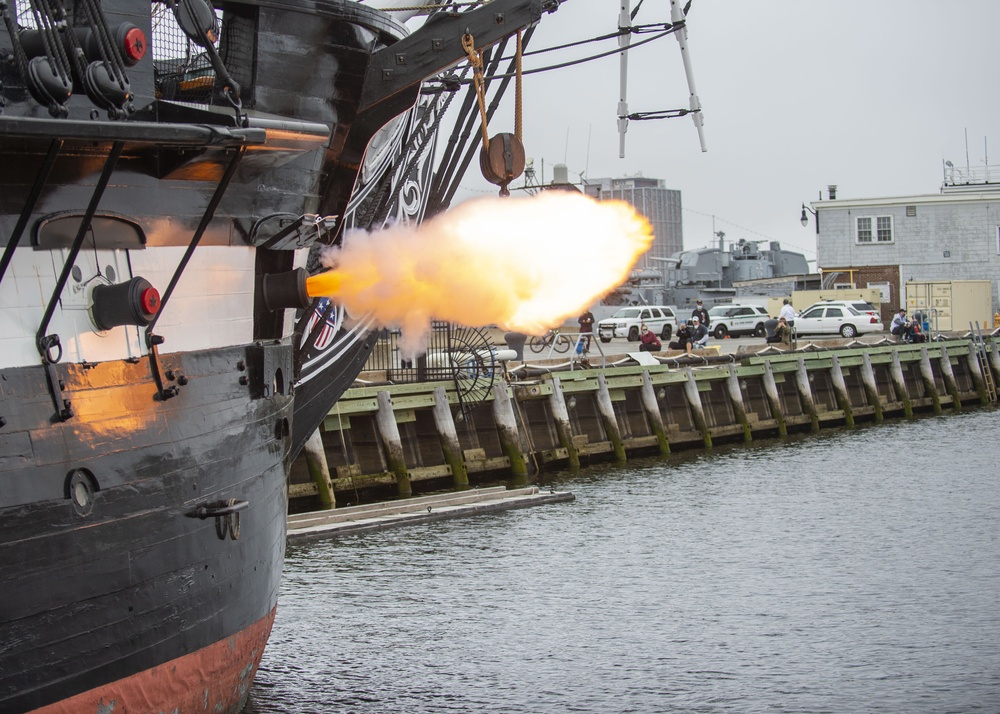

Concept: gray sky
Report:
left=451, top=0, right=1000, bottom=268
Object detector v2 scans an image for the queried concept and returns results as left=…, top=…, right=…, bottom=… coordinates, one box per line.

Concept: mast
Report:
left=617, top=0, right=631, bottom=158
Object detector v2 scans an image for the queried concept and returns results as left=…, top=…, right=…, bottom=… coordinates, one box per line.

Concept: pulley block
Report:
left=479, top=132, right=525, bottom=197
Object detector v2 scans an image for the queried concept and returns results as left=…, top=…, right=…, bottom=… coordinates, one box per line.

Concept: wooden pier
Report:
left=288, top=337, right=998, bottom=509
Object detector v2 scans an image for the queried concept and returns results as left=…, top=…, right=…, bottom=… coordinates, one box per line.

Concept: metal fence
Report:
left=362, top=322, right=500, bottom=407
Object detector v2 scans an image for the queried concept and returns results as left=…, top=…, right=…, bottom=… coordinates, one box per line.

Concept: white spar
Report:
left=617, top=0, right=632, bottom=158
left=670, top=0, right=707, bottom=152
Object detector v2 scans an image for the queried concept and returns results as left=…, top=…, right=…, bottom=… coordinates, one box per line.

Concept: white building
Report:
left=806, top=172, right=1000, bottom=325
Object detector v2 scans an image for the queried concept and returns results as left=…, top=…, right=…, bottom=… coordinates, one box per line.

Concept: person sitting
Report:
left=639, top=324, right=662, bottom=351
left=766, top=316, right=791, bottom=346
left=909, top=320, right=926, bottom=343
left=668, top=320, right=692, bottom=351
left=890, top=308, right=913, bottom=342
left=690, top=316, right=709, bottom=351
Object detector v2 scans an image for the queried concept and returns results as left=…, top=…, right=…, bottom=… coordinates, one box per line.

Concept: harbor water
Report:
left=247, top=408, right=1000, bottom=713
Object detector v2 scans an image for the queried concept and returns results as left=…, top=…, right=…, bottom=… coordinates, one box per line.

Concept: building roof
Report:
left=807, top=183, right=1000, bottom=211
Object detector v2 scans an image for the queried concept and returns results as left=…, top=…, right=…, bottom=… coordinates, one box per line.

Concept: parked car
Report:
left=706, top=304, right=771, bottom=339
left=795, top=300, right=884, bottom=338
left=597, top=306, right=677, bottom=342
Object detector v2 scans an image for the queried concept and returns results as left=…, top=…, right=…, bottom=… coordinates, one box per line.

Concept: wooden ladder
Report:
left=970, top=322, right=998, bottom=402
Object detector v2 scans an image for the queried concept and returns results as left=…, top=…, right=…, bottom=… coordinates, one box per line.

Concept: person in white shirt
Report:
left=779, top=299, right=796, bottom=325
left=890, top=308, right=913, bottom=342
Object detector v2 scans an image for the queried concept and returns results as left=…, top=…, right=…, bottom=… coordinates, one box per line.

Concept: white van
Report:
left=597, top=306, right=677, bottom=342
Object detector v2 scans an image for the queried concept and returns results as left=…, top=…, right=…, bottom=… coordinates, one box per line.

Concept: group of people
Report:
left=763, top=298, right=797, bottom=346
left=890, top=308, right=926, bottom=343
left=640, top=300, right=711, bottom=354
left=577, top=299, right=927, bottom=359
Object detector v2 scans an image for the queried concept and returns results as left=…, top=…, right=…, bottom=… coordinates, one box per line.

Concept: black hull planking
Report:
left=0, top=342, right=328, bottom=713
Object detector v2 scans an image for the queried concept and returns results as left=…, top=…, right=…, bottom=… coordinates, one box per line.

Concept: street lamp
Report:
left=800, top=203, right=816, bottom=227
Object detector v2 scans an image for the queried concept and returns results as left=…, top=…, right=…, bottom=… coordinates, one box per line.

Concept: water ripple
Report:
left=247, top=409, right=1000, bottom=713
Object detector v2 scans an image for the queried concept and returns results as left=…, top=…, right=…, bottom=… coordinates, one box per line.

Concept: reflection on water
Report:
left=247, top=410, right=1000, bottom=713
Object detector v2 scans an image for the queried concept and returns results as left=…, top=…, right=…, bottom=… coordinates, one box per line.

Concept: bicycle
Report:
left=528, top=328, right=573, bottom=354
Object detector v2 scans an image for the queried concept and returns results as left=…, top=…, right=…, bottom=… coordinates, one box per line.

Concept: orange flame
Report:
left=306, top=191, right=652, bottom=351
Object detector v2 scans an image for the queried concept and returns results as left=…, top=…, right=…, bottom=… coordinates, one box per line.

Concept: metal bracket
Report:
left=185, top=498, right=249, bottom=540
left=144, top=146, right=246, bottom=400
left=41, top=336, right=73, bottom=422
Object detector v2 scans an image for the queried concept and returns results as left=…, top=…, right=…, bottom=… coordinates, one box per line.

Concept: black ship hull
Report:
left=0, top=0, right=548, bottom=709
left=0, top=343, right=295, bottom=713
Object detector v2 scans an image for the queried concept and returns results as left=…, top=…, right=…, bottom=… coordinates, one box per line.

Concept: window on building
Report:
left=876, top=216, right=894, bottom=242
left=856, top=216, right=893, bottom=243
left=857, top=217, right=872, bottom=243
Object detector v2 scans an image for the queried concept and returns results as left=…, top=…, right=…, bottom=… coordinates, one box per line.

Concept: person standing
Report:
left=577, top=309, right=595, bottom=352
left=692, top=299, right=710, bottom=327
left=779, top=298, right=796, bottom=326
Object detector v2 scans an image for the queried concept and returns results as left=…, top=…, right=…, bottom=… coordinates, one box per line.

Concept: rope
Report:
left=462, top=32, right=490, bottom=151
left=0, top=0, right=30, bottom=83
left=375, top=1, right=481, bottom=10
left=464, top=26, right=678, bottom=83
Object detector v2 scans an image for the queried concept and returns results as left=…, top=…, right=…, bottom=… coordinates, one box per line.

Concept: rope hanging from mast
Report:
left=462, top=32, right=491, bottom=153
left=464, top=31, right=527, bottom=197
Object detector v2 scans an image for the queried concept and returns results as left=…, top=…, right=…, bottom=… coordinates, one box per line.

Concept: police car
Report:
left=705, top=304, right=771, bottom=339
left=597, top=306, right=677, bottom=342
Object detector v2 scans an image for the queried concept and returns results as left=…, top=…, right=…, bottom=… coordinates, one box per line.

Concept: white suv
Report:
left=706, top=304, right=771, bottom=339
left=598, top=306, right=677, bottom=342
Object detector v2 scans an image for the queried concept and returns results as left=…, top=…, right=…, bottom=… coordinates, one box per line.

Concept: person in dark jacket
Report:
left=691, top=299, right=710, bottom=327
left=668, top=320, right=692, bottom=351
left=577, top=310, right=595, bottom=352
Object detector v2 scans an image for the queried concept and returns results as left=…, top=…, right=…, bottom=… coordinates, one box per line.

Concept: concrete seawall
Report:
left=288, top=338, right=997, bottom=507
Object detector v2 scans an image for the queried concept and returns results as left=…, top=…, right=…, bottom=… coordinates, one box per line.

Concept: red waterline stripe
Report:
left=30, top=607, right=276, bottom=714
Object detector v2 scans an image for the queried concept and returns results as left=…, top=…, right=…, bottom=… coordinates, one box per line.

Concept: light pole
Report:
left=800, top=203, right=817, bottom=232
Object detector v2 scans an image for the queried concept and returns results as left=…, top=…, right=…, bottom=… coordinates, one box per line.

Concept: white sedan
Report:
left=794, top=305, right=884, bottom=338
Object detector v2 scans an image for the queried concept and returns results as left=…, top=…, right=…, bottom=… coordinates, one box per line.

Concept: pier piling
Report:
left=640, top=370, right=671, bottom=454
left=432, top=387, right=469, bottom=489
left=550, top=377, right=581, bottom=469
left=303, top=428, right=336, bottom=508
left=596, top=373, right=627, bottom=461
left=829, top=355, right=855, bottom=428
left=889, top=351, right=913, bottom=418
left=761, top=361, right=787, bottom=437
left=683, top=367, right=713, bottom=448
left=860, top=353, right=883, bottom=423
left=376, top=391, right=412, bottom=497
left=918, top=347, right=943, bottom=414
left=492, top=382, right=529, bottom=483
left=794, top=357, right=820, bottom=432
left=938, top=345, right=962, bottom=410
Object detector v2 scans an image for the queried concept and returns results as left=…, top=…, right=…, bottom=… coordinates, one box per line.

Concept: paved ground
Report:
left=589, top=334, right=767, bottom=357
left=486, top=327, right=769, bottom=358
